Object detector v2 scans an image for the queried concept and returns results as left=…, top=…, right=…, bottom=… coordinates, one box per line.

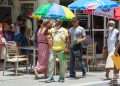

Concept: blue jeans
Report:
left=69, top=44, right=86, bottom=77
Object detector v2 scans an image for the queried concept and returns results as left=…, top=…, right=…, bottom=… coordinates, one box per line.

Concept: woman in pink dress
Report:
left=34, top=20, right=52, bottom=79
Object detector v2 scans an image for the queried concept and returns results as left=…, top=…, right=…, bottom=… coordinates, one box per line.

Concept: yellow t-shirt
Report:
left=50, top=27, right=68, bottom=51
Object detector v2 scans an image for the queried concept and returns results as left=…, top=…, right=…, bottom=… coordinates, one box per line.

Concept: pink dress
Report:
left=35, top=29, right=49, bottom=73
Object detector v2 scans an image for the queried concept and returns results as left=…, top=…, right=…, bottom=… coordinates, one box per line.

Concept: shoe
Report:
left=58, top=79, right=64, bottom=83
left=81, top=73, right=86, bottom=78
left=104, top=78, right=111, bottom=80
left=82, top=74, right=86, bottom=77
left=58, top=77, right=64, bottom=83
left=34, top=76, right=39, bottom=80
left=45, top=78, right=55, bottom=83
left=34, top=69, right=39, bottom=80
left=70, top=75, right=76, bottom=78
left=69, top=76, right=80, bottom=80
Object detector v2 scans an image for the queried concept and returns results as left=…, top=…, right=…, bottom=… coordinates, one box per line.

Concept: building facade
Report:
left=0, top=0, right=59, bottom=23
left=0, top=0, right=119, bottom=54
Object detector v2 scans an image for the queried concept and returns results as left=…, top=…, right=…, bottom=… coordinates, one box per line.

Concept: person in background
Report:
left=105, top=20, right=120, bottom=80
left=13, top=19, right=28, bottom=47
left=0, top=23, right=6, bottom=61
left=34, top=20, right=52, bottom=79
left=32, top=19, right=43, bottom=47
left=46, top=20, right=69, bottom=82
left=25, top=17, right=33, bottom=46
left=69, top=17, right=87, bottom=78
left=3, top=23, right=14, bottom=41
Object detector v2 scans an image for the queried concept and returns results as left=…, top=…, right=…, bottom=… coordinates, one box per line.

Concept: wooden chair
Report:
left=3, top=41, right=29, bottom=75
left=86, top=43, right=97, bottom=72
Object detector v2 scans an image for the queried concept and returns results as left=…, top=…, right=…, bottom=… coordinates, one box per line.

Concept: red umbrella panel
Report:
left=82, top=7, right=120, bottom=21
left=114, top=7, right=120, bottom=20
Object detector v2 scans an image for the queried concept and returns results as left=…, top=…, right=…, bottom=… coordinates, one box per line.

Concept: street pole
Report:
left=118, top=20, right=120, bottom=32
left=104, top=17, right=107, bottom=47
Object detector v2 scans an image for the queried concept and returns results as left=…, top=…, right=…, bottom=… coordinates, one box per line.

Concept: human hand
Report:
left=64, top=48, right=69, bottom=54
left=77, top=39, right=83, bottom=43
left=114, top=51, right=118, bottom=56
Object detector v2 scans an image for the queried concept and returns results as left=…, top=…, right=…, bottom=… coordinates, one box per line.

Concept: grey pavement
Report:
left=0, top=70, right=118, bottom=86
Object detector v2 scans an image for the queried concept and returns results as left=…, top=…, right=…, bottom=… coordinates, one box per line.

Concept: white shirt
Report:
left=107, top=28, right=119, bottom=53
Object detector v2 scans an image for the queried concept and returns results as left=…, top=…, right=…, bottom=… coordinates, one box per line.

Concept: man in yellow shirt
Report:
left=46, top=20, right=69, bottom=83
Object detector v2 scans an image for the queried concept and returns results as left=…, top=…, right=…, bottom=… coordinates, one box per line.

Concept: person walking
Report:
left=34, top=20, right=52, bottom=79
left=46, top=20, right=69, bottom=82
left=3, top=23, right=14, bottom=41
left=69, top=17, right=87, bottom=78
left=105, top=20, right=120, bottom=80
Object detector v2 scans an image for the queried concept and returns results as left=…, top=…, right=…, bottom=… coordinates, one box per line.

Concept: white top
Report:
left=107, top=28, right=119, bottom=53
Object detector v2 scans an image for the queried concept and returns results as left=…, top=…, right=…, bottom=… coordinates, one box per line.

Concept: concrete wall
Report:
left=12, top=0, right=21, bottom=23
left=12, top=0, right=60, bottom=22
left=36, top=0, right=60, bottom=7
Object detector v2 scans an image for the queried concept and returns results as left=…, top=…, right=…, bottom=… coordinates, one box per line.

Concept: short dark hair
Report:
left=72, top=17, right=80, bottom=24
left=56, top=20, right=63, bottom=25
left=72, top=17, right=79, bottom=21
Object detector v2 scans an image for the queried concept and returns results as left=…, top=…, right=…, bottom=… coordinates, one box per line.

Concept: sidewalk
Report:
left=0, top=71, right=114, bottom=86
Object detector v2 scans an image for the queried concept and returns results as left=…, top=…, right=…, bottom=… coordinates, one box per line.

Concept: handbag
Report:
left=112, top=54, right=120, bottom=70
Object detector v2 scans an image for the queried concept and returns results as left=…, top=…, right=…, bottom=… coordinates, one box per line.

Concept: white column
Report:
left=118, top=21, right=120, bottom=32
left=104, top=17, right=107, bottom=47
left=88, top=15, right=91, bottom=29
left=37, top=0, right=60, bottom=6
left=37, top=0, right=48, bottom=6
left=54, top=0, right=60, bottom=4
left=12, top=0, right=21, bottom=23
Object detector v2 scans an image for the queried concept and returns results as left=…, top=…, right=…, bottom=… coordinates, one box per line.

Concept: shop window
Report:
left=0, top=7, right=12, bottom=23
left=20, top=3, right=34, bottom=16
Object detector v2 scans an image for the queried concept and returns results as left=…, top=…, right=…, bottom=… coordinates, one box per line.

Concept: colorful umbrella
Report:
left=68, top=0, right=100, bottom=10
left=92, top=3, right=120, bottom=20
left=32, top=3, right=75, bottom=20
left=68, top=0, right=119, bottom=11
left=93, top=7, right=114, bottom=18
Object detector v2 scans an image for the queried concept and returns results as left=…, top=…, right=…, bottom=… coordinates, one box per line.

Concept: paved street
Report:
left=0, top=70, right=119, bottom=86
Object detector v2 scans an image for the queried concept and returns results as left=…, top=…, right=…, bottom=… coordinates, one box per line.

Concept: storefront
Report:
left=0, top=0, right=13, bottom=23
left=77, top=11, right=119, bottom=54
left=19, top=0, right=59, bottom=19
left=0, top=0, right=59, bottom=23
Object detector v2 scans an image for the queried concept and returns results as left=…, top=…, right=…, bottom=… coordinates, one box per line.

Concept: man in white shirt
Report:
left=105, top=20, right=120, bottom=79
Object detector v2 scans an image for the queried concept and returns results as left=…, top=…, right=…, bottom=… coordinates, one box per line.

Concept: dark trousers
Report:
left=69, top=44, right=86, bottom=77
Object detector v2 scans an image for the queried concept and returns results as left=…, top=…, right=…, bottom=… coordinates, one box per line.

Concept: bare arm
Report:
left=114, top=32, right=120, bottom=55
left=77, top=36, right=86, bottom=43
left=77, top=28, right=86, bottom=43
left=115, top=41, right=120, bottom=55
